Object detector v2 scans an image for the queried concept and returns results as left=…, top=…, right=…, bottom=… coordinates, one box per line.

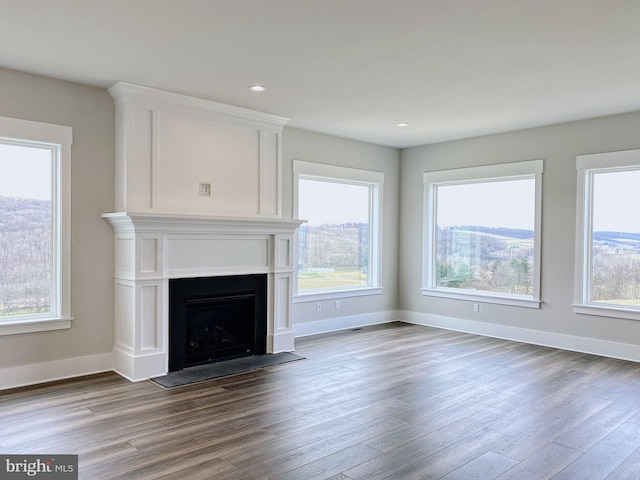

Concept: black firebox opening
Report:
left=169, top=274, right=267, bottom=372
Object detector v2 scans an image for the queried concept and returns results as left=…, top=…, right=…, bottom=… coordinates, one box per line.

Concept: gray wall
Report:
left=399, top=112, right=640, bottom=346
left=0, top=68, right=115, bottom=367
left=282, top=127, right=401, bottom=330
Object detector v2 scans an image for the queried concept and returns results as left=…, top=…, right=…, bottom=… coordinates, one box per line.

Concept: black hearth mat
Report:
left=150, top=353, right=305, bottom=388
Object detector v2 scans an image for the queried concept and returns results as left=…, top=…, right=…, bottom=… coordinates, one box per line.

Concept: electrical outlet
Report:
left=335, top=300, right=341, bottom=309
left=316, top=303, right=321, bottom=312
left=473, top=303, right=480, bottom=313
left=199, top=182, right=211, bottom=197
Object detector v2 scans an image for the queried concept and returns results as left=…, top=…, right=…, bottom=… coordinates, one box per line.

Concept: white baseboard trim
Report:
left=294, top=310, right=398, bottom=338
left=0, top=352, right=114, bottom=391
left=9, top=310, right=637, bottom=391
left=399, top=310, right=640, bottom=363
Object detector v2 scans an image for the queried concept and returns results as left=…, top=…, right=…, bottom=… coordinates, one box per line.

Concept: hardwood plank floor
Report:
left=3, top=322, right=640, bottom=479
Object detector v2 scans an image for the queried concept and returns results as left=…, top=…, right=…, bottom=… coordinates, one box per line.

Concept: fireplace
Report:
left=102, top=212, right=303, bottom=381
left=169, top=275, right=267, bottom=371
left=103, top=83, right=302, bottom=382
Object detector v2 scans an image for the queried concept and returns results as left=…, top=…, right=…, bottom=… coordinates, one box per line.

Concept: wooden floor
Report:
left=3, top=323, right=640, bottom=479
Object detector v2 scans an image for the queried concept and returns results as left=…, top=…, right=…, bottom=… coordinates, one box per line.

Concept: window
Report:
left=0, top=116, right=72, bottom=335
left=423, top=160, right=543, bottom=308
left=293, top=160, right=383, bottom=300
left=575, top=149, right=640, bottom=320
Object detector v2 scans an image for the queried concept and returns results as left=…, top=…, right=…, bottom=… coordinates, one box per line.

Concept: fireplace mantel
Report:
left=102, top=211, right=303, bottom=235
left=103, top=211, right=304, bottom=381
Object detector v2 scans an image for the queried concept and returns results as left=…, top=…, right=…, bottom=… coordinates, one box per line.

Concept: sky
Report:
left=436, top=178, right=536, bottom=230
left=593, top=169, right=640, bottom=234
left=0, top=142, right=52, bottom=201
left=298, top=178, right=369, bottom=225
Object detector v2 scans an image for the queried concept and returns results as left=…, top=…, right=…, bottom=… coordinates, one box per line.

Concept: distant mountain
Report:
left=593, top=231, right=640, bottom=243
left=450, top=227, right=640, bottom=245
left=0, top=196, right=50, bottom=232
left=448, top=225, right=534, bottom=239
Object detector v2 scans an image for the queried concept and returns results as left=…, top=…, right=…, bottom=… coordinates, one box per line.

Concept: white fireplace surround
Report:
left=103, top=83, right=303, bottom=381
left=103, top=212, right=303, bottom=381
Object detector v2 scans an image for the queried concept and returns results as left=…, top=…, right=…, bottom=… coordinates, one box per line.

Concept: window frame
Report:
left=0, top=115, right=72, bottom=335
left=574, top=149, right=640, bottom=320
left=293, top=160, right=383, bottom=302
left=422, top=160, right=543, bottom=308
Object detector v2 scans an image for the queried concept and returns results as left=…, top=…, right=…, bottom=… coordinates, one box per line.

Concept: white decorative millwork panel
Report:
left=272, top=274, right=294, bottom=353
left=156, top=111, right=261, bottom=215
left=116, top=237, right=134, bottom=277
left=260, top=131, right=280, bottom=216
left=114, top=281, right=134, bottom=352
left=109, top=82, right=288, bottom=217
left=132, top=106, right=153, bottom=210
left=140, top=237, right=159, bottom=274
left=139, top=283, right=161, bottom=351
left=275, top=236, right=293, bottom=271
left=165, top=236, right=270, bottom=277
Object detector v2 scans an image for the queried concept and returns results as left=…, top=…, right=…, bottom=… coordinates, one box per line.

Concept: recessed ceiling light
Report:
left=249, top=84, right=267, bottom=92
left=396, top=122, right=410, bottom=128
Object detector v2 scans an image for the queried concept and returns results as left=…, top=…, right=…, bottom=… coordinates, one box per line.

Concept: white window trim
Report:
left=422, top=160, right=543, bottom=309
left=0, top=116, right=73, bottom=335
left=293, top=160, right=383, bottom=302
left=574, top=149, right=640, bottom=321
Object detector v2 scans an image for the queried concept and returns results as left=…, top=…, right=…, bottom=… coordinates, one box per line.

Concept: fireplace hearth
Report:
left=169, top=274, right=267, bottom=372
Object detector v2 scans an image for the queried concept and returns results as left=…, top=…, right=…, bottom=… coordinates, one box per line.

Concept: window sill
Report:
left=421, top=288, right=541, bottom=309
left=0, top=317, right=72, bottom=336
left=574, top=304, right=640, bottom=321
left=294, top=287, right=383, bottom=303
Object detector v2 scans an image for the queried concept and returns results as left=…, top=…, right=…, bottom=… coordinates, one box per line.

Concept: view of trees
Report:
left=437, top=225, right=640, bottom=304
left=3, top=193, right=639, bottom=309
left=0, top=195, right=51, bottom=316
left=436, top=226, right=535, bottom=295
left=592, top=232, right=640, bottom=305
left=297, top=223, right=369, bottom=290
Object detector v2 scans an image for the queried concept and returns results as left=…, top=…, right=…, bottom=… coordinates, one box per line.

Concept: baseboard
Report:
left=294, top=310, right=398, bottom=338
left=8, top=310, right=635, bottom=391
left=0, top=352, right=114, bottom=391
left=399, top=310, right=640, bottom=363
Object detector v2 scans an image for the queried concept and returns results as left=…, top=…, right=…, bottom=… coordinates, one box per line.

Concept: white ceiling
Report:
left=1, top=0, right=640, bottom=148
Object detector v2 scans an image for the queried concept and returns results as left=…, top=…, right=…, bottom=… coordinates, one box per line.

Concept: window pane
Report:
left=0, top=142, right=53, bottom=317
left=591, top=170, right=640, bottom=307
left=435, top=178, right=535, bottom=295
left=298, top=178, right=370, bottom=291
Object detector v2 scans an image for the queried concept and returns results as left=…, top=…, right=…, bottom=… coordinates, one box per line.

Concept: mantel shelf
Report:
left=102, top=212, right=305, bottom=235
